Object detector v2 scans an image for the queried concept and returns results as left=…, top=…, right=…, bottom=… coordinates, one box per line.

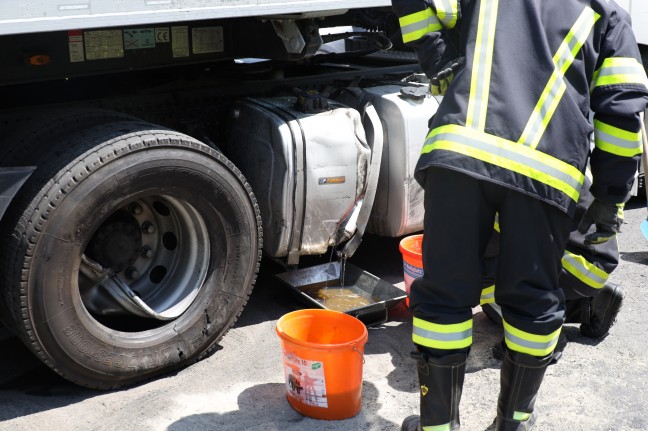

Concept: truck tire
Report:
left=0, top=120, right=262, bottom=389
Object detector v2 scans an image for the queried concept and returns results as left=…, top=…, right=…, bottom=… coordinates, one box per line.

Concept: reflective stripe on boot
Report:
left=496, top=348, right=552, bottom=431
left=410, top=351, right=467, bottom=430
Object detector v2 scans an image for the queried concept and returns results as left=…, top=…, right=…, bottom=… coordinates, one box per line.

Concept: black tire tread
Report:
left=1, top=118, right=262, bottom=389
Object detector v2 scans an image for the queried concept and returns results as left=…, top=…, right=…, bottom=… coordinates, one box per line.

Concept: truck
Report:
left=0, top=1, right=645, bottom=390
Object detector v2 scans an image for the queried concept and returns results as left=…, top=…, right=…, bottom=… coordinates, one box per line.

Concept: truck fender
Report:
left=0, top=166, right=35, bottom=220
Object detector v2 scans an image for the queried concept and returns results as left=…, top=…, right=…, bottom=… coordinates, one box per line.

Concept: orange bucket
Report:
left=275, top=309, right=368, bottom=420
left=399, top=234, right=424, bottom=305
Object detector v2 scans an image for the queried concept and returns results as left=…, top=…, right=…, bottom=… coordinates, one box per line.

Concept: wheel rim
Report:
left=79, top=195, right=210, bottom=331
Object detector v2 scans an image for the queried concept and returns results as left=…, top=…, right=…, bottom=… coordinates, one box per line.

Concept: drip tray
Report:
left=275, top=262, right=406, bottom=326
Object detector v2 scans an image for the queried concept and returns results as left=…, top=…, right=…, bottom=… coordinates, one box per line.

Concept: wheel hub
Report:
left=87, top=219, right=142, bottom=273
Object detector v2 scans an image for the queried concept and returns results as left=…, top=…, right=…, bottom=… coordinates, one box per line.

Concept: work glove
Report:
left=577, top=199, right=624, bottom=244
left=430, top=57, right=465, bottom=96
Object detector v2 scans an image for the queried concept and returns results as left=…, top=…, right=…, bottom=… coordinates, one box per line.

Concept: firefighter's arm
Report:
left=581, top=9, right=648, bottom=243
left=391, top=0, right=462, bottom=81
left=589, top=10, right=648, bottom=206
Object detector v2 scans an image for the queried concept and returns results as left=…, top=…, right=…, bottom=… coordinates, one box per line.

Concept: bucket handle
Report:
left=353, top=346, right=365, bottom=364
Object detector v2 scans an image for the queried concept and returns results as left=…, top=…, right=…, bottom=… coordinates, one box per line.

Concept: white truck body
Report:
left=0, top=0, right=392, bottom=35
left=617, top=0, right=648, bottom=45
left=2, top=0, right=645, bottom=43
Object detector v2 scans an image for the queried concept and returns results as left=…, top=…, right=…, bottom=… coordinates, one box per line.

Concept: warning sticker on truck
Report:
left=124, top=28, right=156, bottom=50
left=68, top=30, right=84, bottom=63
left=191, top=27, right=224, bottom=54
left=172, top=26, right=189, bottom=58
left=282, top=352, right=328, bottom=408
left=84, top=30, right=124, bottom=60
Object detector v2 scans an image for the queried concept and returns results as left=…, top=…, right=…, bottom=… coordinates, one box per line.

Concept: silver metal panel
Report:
left=361, top=85, right=440, bottom=237
left=226, top=97, right=368, bottom=258
left=299, top=104, right=369, bottom=255
left=0, top=0, right=392, bottom=36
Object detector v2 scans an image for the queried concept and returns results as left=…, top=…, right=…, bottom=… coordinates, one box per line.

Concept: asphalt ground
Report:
left=1, top=195, right=647, bottom=431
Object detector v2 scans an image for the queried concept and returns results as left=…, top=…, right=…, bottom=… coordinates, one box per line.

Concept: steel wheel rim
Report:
left=79, top=194, right=210, bottom=330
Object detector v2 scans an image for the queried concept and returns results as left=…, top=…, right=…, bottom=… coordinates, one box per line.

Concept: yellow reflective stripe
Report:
left=594, top=119, right=643, bottom=157
left=595, top=74, right=648, bottom=87
left=422, top=124, right=585, bottom=202
left=494, top=213, right=500, bottom=232
left=399, top=8, right=443, bottom=43
left=513, top=411, right=532, bottom=422
left=503, top=320, right=562, bottom=356
left=466, top=0, right=499, bottom=131
left=480, top=285, right=495, bottom=305
left=422, top=424, right=452, bottom=431
left=519, top=7, right=600, bottom=149
left=562, top=251, right=608, bottom=289
left=433, top=0, right=459, bottom=29
left=592, top=57, right=648, bottom=89
left=412, top=317, right=473, bottom=350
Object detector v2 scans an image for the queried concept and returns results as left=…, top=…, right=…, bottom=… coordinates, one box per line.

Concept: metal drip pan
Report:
left=275, top=262, right=406, bottom=326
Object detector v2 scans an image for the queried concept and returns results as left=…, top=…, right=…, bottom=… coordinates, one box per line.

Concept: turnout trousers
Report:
left=411, top=167, right=572, bottom=357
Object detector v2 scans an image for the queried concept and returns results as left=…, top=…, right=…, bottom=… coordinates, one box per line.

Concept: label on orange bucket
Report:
left=403, top=261, right=424, bottom=279
left=283, top=352, right=328, bottom=408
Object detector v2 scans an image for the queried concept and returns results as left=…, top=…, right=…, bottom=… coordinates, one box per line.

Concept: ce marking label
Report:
left=155, top=28, right=170, bottom=43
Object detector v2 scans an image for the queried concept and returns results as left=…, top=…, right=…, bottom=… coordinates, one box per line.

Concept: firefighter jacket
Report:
left=392, top=0, right=648, bottom=216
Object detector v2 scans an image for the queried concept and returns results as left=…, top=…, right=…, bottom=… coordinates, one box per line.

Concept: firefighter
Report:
left=391, top=0, right=648, bottom=430
left=481, top=175, right=624, bottom=360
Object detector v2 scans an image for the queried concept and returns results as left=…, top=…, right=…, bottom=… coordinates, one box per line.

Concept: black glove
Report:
left=577, top=199, right=624, bottom=244
left=430, top=57, right=465, bottom=96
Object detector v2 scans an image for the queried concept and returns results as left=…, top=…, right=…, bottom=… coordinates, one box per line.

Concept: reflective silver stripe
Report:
left=596, top=129, right=640, bottom=151
left=412, top=326, right=473, bottom=342
left=413, top=317, right=473, bottom=349
left=595, top=129, right=641, bottom=152
left=434, top=0, right=458, bottom=28
left=466, top=0, right=499, bottom=130
left=598, top=65, right=645, bottom=78
left=435, top=0, right=453, bottom=13
left=504, top=330, right=557, bottom=352
left=488, top=302, right=502, bottom=317
left=592, top=57, right=648, bottom=89
left=503, top=320, right=562, bottom=356
left=520, top=77, right=565, bottom=149
left=399, top=8, right=443, bottom=43
left=430, top=130, right=583, bottom=195
left=519, top=7, right=599, bottom=149
left=480, top=285, right=495, bottom=304
left=562, top=252, right=608, bottom=288
left=594, top=119, right=642, bottom=157
left=481, top=291, right=494, bottom=301
left=401, top=14, right=442, bottom=37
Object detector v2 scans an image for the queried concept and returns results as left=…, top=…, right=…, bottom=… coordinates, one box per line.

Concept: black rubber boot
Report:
left=580, top=282, right=624, bottom=339
left=492, top=332, right=567, bottom=365
left=400, top=351, right=467, bottom=431
left=496, top=348, right=552, bottom=431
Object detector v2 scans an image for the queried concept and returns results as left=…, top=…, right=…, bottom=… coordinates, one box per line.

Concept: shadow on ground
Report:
left=167, top=381, right=397, bottom=431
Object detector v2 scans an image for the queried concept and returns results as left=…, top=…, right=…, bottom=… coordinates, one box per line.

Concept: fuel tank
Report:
left=226, top=96, right=370, bottom=262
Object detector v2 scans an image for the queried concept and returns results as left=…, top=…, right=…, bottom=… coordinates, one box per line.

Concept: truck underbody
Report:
left=0, top=5, right=433, bottom=389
